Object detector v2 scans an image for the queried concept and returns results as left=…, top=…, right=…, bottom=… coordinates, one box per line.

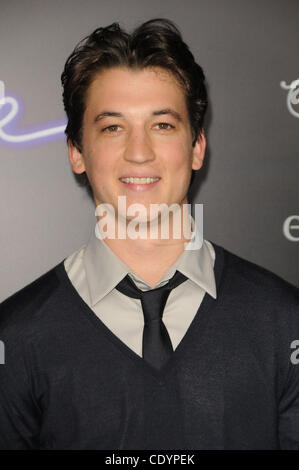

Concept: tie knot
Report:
left=115, top=270, right=188, bottom=323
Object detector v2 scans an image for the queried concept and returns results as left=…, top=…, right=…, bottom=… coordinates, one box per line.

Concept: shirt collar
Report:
left=83, top=222, right=217, bottom=307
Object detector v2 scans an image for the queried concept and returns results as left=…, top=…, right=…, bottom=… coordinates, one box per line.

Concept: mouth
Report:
left=119, top=176, right=161, bottom=192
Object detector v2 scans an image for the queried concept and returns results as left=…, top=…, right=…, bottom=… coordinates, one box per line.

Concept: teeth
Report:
left=120, top=177, right=160, bottom=184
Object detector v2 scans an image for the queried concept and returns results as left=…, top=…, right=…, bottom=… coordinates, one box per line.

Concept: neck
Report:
left=96, top=198, right=194, bottom=287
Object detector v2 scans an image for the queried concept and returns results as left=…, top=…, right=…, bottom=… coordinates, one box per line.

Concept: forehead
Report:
left=84, top=66, right=187, bottom=116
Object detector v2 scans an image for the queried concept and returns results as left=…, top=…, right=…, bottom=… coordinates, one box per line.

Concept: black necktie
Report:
left=115, top=270, right=188, bottom=369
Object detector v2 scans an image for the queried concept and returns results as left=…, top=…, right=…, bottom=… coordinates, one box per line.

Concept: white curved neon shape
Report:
left=0, top=95, right=66, bottom=143
left=280, top=79, right=299, bottom=118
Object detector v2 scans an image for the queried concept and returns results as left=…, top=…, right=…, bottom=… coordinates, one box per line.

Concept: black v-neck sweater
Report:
left=0, top=243, right=299, bottom=450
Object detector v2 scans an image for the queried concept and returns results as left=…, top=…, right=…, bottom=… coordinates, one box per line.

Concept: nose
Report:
left=123, top=127, right=155, bottom=164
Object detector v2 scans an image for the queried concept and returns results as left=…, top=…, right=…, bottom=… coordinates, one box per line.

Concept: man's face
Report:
left=68, top=66, right=205, bottom=223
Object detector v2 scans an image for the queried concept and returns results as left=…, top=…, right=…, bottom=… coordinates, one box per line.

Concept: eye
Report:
left=102, top=125, right=122, bottom=133
left=154, top=122, right=175, bottom=131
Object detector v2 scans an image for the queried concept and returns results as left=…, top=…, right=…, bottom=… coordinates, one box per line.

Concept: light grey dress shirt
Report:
left=64, top=227, right=217, bottom=357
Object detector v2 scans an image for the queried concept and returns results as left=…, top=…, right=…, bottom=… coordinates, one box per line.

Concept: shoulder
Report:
left=211, top=241, right=299, bottom=314
left=0, top=261, right=64, bottom=339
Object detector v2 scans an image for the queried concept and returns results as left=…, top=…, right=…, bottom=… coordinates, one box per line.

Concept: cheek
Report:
left=164, top=142, right=192, bottom=174
left=85, top=145, right=117, bottom=182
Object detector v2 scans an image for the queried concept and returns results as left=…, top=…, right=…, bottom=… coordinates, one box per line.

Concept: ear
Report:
left=191, top=130, right=206, bottom=171
left=67, top=139, right=86, bottom=174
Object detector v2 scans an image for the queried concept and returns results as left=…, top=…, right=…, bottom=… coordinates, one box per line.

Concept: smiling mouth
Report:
left=119, top=177, right=161, bottom=184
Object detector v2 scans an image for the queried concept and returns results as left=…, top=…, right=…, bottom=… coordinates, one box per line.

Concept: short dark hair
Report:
left=61, top=18, right=208, bottom=193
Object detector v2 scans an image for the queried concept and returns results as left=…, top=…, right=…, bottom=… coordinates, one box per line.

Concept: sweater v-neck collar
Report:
left=55, top=241, right=226, bottom=381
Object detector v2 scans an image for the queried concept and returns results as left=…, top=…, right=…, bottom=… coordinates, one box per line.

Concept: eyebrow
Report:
left=93, top=108, right=183, bottom=124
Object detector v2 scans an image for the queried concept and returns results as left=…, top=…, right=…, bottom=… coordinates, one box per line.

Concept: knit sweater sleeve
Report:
left=0, top=269, right=59, bottom=449
left=0, top=304, right=42, bottom=449
left=0, top=337, right=41, bottom=449
left=277, top=284, right=299, bottom=449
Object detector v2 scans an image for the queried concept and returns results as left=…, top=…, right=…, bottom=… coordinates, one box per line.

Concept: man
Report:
left=0, top=19, right=298, bottom=450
